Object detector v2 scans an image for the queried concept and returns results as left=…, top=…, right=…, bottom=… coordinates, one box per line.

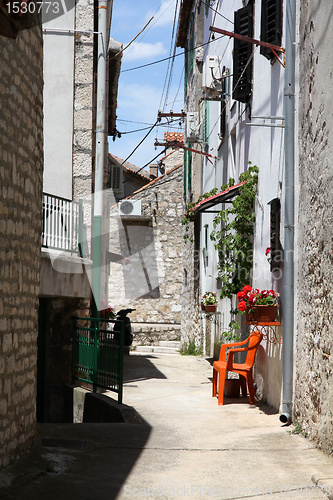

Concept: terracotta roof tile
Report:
left=164, top=132, right=184, bottom=144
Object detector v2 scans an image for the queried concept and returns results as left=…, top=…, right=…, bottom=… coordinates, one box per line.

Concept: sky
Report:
left=109, top=0, right=185, bottom=170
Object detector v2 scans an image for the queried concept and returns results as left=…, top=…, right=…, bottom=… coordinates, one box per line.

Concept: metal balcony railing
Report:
left=42, top=193, right=84, bottom=256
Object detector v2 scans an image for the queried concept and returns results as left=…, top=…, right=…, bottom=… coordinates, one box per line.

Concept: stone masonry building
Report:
left=0, top=27, right=43, bottom=468
left=108, top=140, right=183, bottom=345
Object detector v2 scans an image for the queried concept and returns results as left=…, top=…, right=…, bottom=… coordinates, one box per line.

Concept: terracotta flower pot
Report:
left=245, top=308, right=256, bottom=322
left=254, top=305, right=278, bottom=322
left=203, top=304, right=217, bottom=313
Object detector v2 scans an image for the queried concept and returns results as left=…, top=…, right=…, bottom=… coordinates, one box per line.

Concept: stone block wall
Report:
left=108, top=166, right=183, bottom=330
left=0, top=27, right=43, bottom=469
left=294, top=1, right=333, bottom=455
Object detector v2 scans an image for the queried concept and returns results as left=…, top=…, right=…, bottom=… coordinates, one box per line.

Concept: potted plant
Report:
left=201, top=291, right=218, bottom=313
left=99, top=301, right=116, bottom=320
left=236, top=285, right=279, bottom=322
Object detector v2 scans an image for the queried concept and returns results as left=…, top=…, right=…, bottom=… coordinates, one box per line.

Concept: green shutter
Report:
left=203, top=101, right=209, bottom=152
left=184, top=40, right=188, bottom=93
left=188, top=145, right=192, bottom=193
left=183, top=149, right=187, bottom=201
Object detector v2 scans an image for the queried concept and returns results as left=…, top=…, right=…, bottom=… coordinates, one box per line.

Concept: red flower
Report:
left=248, top=294, right=256, bottom=305
left=238, top=300, right=247, bottom=312
left=243, top=285, right=252, bottom=293
left=237, top=291, right=246, bottom=301
left=265, top=247, right=271, bottom=256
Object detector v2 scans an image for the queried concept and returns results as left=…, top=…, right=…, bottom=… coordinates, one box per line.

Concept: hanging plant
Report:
left=210, top=163, right=259, bottom=299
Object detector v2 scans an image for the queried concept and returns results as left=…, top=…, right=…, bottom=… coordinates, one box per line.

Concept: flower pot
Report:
left=201, top=304, right=206, bottom=311
left=204, top=304, right=217, bottom=313
left=245, top=308, right=256, bottom=322
left=254, top=305, right=278, bottom=322
left=224, top=379, right=240, bottom=398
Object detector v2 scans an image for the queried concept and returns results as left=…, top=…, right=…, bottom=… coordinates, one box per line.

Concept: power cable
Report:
left=121, top=34, right=224, bottom=73
left=201, top=0, right=234, bottom=25
left=159, top=0, right=179, bottom=111
left=120, top=120, right=159, bottom=166
left=122, top=148, right=167, bottom=184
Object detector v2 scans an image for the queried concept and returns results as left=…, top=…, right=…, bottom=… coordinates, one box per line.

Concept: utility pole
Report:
left=92, top=0, right=111, bottom=317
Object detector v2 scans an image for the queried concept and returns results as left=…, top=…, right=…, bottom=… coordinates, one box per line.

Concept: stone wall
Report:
left=72, top=0, right=94, bottom=201
left=0, top=27, right=43, bottom=469
left=108, top=166, right=183, bottom=332
left=294, top=1, right=333, bottom=455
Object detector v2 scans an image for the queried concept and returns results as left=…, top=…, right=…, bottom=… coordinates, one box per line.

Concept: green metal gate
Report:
left=72, top=317, right=125, bottom=404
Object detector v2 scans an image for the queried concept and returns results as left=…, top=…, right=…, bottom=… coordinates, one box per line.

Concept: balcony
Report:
left=42, top=193, right=83, bottom=256
left=40, top=193, right=91, bottom=298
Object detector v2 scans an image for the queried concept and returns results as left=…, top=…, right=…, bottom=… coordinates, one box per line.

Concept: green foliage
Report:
left=210, top=163, right=259, bottom=299
left=287, top=421, right=308, bottom=437
left=180, top=338, right=202, bottom=356
left=182, top=187, right=219, bottom=242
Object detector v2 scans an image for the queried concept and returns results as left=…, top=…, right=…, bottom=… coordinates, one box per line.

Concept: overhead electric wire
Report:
left=121, top=34, right=224, bottom=73
left=159, top=0, right=180, bottom=112
left=118, top=122, right=181, bottom=135
left=121, top=0, right=176, bottom=61
left=122, top=148, right=167, bottom=184
left=201, top=0, right=234, bottom=25
left=120, top=120, right=159, bottom=166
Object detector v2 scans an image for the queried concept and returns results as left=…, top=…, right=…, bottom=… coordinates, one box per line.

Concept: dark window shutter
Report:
left=220, top=67, right=227, bottom=140
left=268, top=198, right=281, bottom=272
left=260, top=0, right=282, bottom=60
left=232, top=4, right=253, bottom=103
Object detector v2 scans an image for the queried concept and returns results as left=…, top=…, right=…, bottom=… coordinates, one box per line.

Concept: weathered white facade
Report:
left=178, top=0, right=286, bottom=410
left=178, top=0, right=332, bottom=453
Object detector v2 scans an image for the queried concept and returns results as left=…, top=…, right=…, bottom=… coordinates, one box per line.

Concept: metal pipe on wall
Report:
left=280, top=0, right=296, bottom=424
left=92, top=0, right=112, bottom=316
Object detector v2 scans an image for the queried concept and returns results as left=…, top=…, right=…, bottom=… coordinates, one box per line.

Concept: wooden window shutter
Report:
left=183, top=149, right=187, bottom=201
left=203, top=101, right=209, bottom=152
left=268, top=198, right=281, bottom=271
left=189, top=13, right=195, bottom=74
left=232, top=3, right=253, bottom=103
left=220, top=67, right=227, bottom=140
left=260, top=0, right=282, bottom=60
left=184, top=40, right=189, bottom=93
left=187, top=145, right=192, bottom=193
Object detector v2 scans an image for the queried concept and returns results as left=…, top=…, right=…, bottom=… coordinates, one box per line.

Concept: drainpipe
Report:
left=280, top=0, right=296, bottom=424
left=92, top=0, right=111, bottom=316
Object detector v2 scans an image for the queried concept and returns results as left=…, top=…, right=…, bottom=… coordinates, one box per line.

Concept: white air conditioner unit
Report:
left=186, top=111, right=200, bottom=142
left=204, top=55, right=223, bottom=89
left=119, top=199, right=141, bottom=216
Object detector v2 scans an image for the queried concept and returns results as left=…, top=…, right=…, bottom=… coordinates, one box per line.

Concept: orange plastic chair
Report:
left=212, top=330, right=263, bottom=405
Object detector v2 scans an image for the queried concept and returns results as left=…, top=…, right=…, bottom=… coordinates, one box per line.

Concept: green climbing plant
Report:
left=210, top=163, right=259, bottom=299
left=182, top=163, right=259, bottom=341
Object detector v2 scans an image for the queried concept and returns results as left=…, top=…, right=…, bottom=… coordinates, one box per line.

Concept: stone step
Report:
left=159, top=340, right=181, bottom=348
left=134, top=345, right=180, bottom=354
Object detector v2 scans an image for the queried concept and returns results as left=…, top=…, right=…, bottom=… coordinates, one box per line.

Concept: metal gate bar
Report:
left=72, top=317, right=125, bottom=404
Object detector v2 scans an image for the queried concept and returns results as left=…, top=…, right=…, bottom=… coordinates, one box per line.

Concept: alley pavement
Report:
left=0, top=352, right=333, bottom=500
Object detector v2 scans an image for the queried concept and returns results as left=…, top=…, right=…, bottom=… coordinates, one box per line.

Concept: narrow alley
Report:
left=1, top=352, right=332, bottom=499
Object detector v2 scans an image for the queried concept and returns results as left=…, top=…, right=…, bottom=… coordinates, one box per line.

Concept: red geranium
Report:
left=236, top=285, right=279, bottom=313
left=238, top=300, right=247, bottom=312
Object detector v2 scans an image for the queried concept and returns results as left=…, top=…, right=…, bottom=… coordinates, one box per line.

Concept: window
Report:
left=232, top=3, right=253, bottom=103
left=108, top=164, right=122, bottom=199
left=183, top=149, right=187, bottom=201
left=187, top=146, right=192, bottom=194
left=219, top=67, right=228, bottom=141
left=203, top=101, right=209, bottom=152
left=260, top=0, right=282, bottom=61
left=268, top=198, right=281, bottom=272
left=189, top=13, right=195, bottom=74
